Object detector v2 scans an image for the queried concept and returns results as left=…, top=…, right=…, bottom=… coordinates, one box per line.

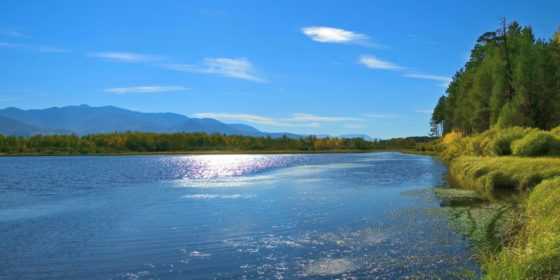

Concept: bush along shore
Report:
left=430, top=126, right=560, bottom=279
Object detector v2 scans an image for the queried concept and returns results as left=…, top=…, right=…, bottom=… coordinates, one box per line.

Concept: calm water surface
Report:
left=0, top=153, right=479, bottom=279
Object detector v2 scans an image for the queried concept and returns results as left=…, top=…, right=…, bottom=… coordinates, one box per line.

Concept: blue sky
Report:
left=0, top=0, right=558, bottom=138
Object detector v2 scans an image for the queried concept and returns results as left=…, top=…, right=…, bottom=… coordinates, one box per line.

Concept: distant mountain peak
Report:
left=0, top=105, right=270, bottom=137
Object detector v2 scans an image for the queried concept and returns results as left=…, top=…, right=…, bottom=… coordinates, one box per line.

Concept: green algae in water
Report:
left=403, top=186, right=527, bottom=279
left=434, top=188, right=485, bottom=207
left=433, top=187, right=522, bottom=253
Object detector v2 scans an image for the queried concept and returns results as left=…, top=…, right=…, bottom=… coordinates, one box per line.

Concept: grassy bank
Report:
left=448, top=156, right=560, bottom=198
left=437, top=127, right=560, bottom=279
left=483, top=177, right=560, bottom=279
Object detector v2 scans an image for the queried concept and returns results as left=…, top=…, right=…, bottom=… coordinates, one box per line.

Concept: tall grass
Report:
left=449, top=156, right=560, bottom=196
left=483, top=177, right=560, bottom=279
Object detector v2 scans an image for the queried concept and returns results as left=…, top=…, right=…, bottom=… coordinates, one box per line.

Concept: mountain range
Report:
left=0, top=105, right=372, bottom=140
left=0, top=105, right=271, bottom=137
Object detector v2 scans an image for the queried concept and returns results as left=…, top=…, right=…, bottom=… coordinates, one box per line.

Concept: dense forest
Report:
left=0, top=132, right=434, bottom=155
left=431, top=21, right=560, bottom=136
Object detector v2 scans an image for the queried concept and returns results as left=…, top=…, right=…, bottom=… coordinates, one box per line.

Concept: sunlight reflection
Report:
left=188, top=155, right=269, bottom=179
left=160, top=154, right=297, bottom=188
left=158, top=154, right=280, bottom=180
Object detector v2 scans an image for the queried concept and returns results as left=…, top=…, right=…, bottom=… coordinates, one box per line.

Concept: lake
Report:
left=0, top=152, right=479, bottom=279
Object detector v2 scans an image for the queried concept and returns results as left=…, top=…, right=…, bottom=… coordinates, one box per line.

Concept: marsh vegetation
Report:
left=432, top=127, right=560, bottom=279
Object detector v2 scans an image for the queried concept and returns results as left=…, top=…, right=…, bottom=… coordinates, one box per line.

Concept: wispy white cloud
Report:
left=89, top=52, right=265, bottom=83
left=357, top=55, right=451, bottom=88
left=302, top=26, right=376, bottom=47
left=89, top=52, right=161, bottom=63
left=193, top=112, right=363, bottom=127
left=163, top=57, right=265, bottom=82
left=105, top=85, right=189, bottom=94
left=404, top=73, right=451, bottom=82
left=358, top=55, right=402, bottom=70
left=403, top=73, right=452, bottom=88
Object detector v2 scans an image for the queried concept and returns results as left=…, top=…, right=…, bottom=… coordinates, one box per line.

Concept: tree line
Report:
left=431, top=21, right=560, bottom=136
left=0, top=132, right=434, bottom=155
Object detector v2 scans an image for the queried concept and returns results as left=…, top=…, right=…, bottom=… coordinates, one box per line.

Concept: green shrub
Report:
left=550, top=126, right=560, bottom=136
left=439, top=127, right=536, bottom=160
left=511, top=131, right=560, bottom=156
left=464, top=134, right=487, bottom=156
left=488, top=127, right=535, bottom=156
left=439, top=130, right=494, bottom=161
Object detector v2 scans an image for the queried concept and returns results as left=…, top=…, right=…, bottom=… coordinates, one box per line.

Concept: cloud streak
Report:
left=404, top=73, right=452, bottom=83
left=89, top=51, right=266, bottom=83
left=358, top=55, right=402, bottom=70
left=404, top=73, right=452, bottom=88
left=302, top=26, right=375, bottom=46
left=193, top=112, right=363, bottom=128
left=357, top=55, right=451, bottom=88
left=89, top=52, right=161, bottom=63
left=105, top=85, right=189, bottom=94
left=163, top=57, right=265, bottom=82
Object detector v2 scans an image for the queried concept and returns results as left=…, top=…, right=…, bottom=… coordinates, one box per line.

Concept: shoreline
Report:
left=0, top=149, right=435, bottom=157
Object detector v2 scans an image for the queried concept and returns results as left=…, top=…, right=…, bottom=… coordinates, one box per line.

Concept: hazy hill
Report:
left=0, top=105, right=375, bottom=140
left=0, top=105, right=267, bottom=136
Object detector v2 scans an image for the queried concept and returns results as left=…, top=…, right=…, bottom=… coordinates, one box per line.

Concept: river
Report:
left=0, top=152, right=479, bottom=279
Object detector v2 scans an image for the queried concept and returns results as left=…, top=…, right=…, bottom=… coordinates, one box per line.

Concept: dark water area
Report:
left=0, top=153, right=480, bottom=279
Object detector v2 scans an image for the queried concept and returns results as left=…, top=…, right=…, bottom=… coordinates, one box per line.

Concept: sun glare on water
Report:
left=162, top=154, right=293, bottom=188
left=186, top=155, right=272, bottom=178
